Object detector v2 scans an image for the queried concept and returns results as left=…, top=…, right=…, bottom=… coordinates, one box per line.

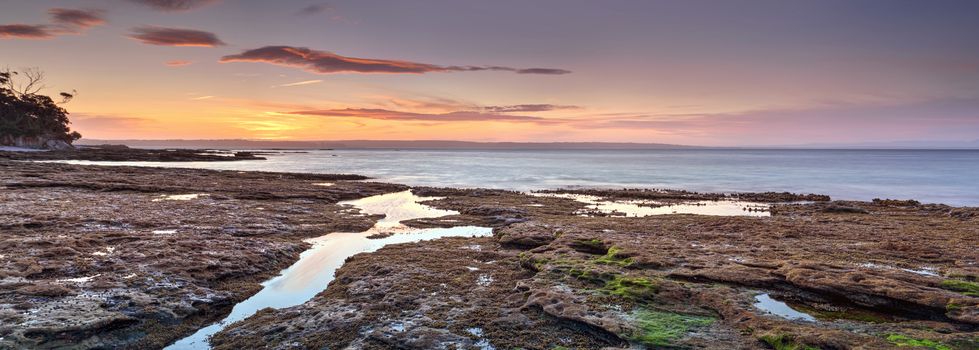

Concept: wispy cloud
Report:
left=285, top=108, right=557, bottom=123
left=129, top=26, right=225, bottom=46
left=511, top=68, right=573, bottom=75
left=190, top=95, right=215, bottom=100
left=72, top=115, right=152, bottom=133
left=0, top=24, right=54, bottom=39
left=165, top=60, right=193, bottom=67
left=127, top=0, right=219, bottom=11
left=274, top=79, right=323, bottom=87
left=48, top=8, right=105, bottom=30
left=220, top=46, right=571, bottom=75
left=480, top=104, right=580, bottom=113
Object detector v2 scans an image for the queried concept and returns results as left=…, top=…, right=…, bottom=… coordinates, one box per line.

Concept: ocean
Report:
left=57, top=149, right=979, bottom=206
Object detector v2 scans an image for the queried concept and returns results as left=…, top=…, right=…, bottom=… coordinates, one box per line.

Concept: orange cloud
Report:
left=129, top=26, right=225, bottom=46
left=165, top=60, right=193, bottom=67
left=274, top=80, right=323, bottom=87
left=480, top=104, right=580, bottom=113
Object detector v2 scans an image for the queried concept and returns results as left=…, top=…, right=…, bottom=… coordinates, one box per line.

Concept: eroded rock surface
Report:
left=3, top=162, right=978, bottom=350
left=0, top=161, right=403, bottom=349
left=216, top=188, right=979, bottom=350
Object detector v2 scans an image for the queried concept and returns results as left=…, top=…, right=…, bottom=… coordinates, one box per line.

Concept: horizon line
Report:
left=75, top=138, right=979, bottom=150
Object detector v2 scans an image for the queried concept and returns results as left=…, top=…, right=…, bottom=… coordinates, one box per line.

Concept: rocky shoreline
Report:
left=1, top=160, right=977, bottom=349
left=0, top=146, right=267, bottom=162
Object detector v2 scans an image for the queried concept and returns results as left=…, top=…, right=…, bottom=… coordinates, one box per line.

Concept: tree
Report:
left=0, top=67, right=82, bottom=147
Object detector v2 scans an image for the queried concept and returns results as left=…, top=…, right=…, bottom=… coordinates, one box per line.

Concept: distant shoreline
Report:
left=74, top=139, right=979, bottom=151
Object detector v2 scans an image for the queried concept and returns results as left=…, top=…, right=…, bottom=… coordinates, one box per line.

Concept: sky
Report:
left=2, top=0, right=979, bottom=146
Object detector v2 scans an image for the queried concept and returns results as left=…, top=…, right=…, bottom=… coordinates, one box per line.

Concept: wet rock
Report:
left=0, top=160, right=404, bottom=349
left=0, top=147, right=265, bottom=162
left=15, top=283, right=74, bottom=297
left=524, top=286, right=633, bottom=337
left=819, top=204, right=870, bottom=214
left=496, top=222, right=558, bottom=248
left=4, top=160, right=978, bottom=350
left=211, top=238, right=627, bottom=350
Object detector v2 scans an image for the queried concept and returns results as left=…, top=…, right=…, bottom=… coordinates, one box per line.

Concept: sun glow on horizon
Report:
left=3, top=1, right=978, bottom=146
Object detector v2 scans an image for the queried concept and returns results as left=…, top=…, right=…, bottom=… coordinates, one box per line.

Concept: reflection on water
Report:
left=858, top=262, right=941, bottom=277
left=532, top=193, right=771, bottom=217
left=753, top=294, right=816, bottom=322
left=153, top=193, right=206, bottom=201
left=46, top=149, right=979, bottom=206
left=166, top=191, right=492, bottom=349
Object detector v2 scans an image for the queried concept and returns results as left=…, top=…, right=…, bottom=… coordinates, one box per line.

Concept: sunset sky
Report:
left=2, top=0, right=979, bottom=146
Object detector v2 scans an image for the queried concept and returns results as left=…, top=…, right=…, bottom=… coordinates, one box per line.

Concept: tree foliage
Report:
left=0, top=68, right=81, bottom=143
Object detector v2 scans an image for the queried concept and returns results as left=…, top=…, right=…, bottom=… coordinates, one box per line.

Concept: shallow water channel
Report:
left=530, top=192, right=772, bottom=217
left=166, top=190, right=493, bottom=349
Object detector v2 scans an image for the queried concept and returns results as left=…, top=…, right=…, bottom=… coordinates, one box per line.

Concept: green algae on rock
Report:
left=594, top=246, right=636, bottom=267
left=629, top=309, right=714, bottom=346
left=603, top=275, right=659, bottom=301
left=759, top=333, right=821, bottom=350
left=886, top=334, right=952, bottom=350
left=941, top=279, right=979, bottom=297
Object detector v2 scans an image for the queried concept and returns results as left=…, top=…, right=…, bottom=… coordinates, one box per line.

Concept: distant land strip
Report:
left=74, top=139, right=979, bottom=150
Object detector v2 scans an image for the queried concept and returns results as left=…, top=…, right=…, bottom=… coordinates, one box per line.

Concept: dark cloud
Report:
left=220, top=46, right=571, bottom=75
left=127, top=0, right=219, bottom=11
left=0, top=24, right=54, bottom=39
left=48, top=8, right=106, bottom=30
left=286, top=108, right=553, bottom=123
left=221, top=46, right=446, bottom=74
left=517, top=68, right=573, bottom=75
left=129, top=26, right=225, bottom=46
left=1, top=8, right=104, bottom=40
left=297, top=4, right=332, bottom=15
left=480, top=104, right=580, bottom=113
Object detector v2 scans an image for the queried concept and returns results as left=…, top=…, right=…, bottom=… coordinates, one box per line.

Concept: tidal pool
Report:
left=531, top=192, right=771, bottom=217
left=753, top=293, right=817, bottom=322
left=166, top=190, right=492, bottom=349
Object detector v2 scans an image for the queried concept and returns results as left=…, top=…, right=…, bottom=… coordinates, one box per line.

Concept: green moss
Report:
left=604, top=275, right=658, bottom=300
left=946, top=302, right=962, bottom=312
left=629, top=309, right=714, bottom=346
left=594, top=246, right=635, bottom=267
left=940, top=279, right=979, bottom=297
left=759, top=334, right=820, bottom=350
left=792, top=304, right=890, bottom=323
left=572, top=238, right=608, bottom=253
left=580, top=238, right=604, bottom=246
left=518, top=252, right=550, bottom=271
left=886, top=334, right=951, bottom=350
left=568, top=267, right=599, bottom=282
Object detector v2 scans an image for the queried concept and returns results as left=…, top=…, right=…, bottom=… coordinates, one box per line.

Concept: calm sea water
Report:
left=59, top=149, right=979, bottom=206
